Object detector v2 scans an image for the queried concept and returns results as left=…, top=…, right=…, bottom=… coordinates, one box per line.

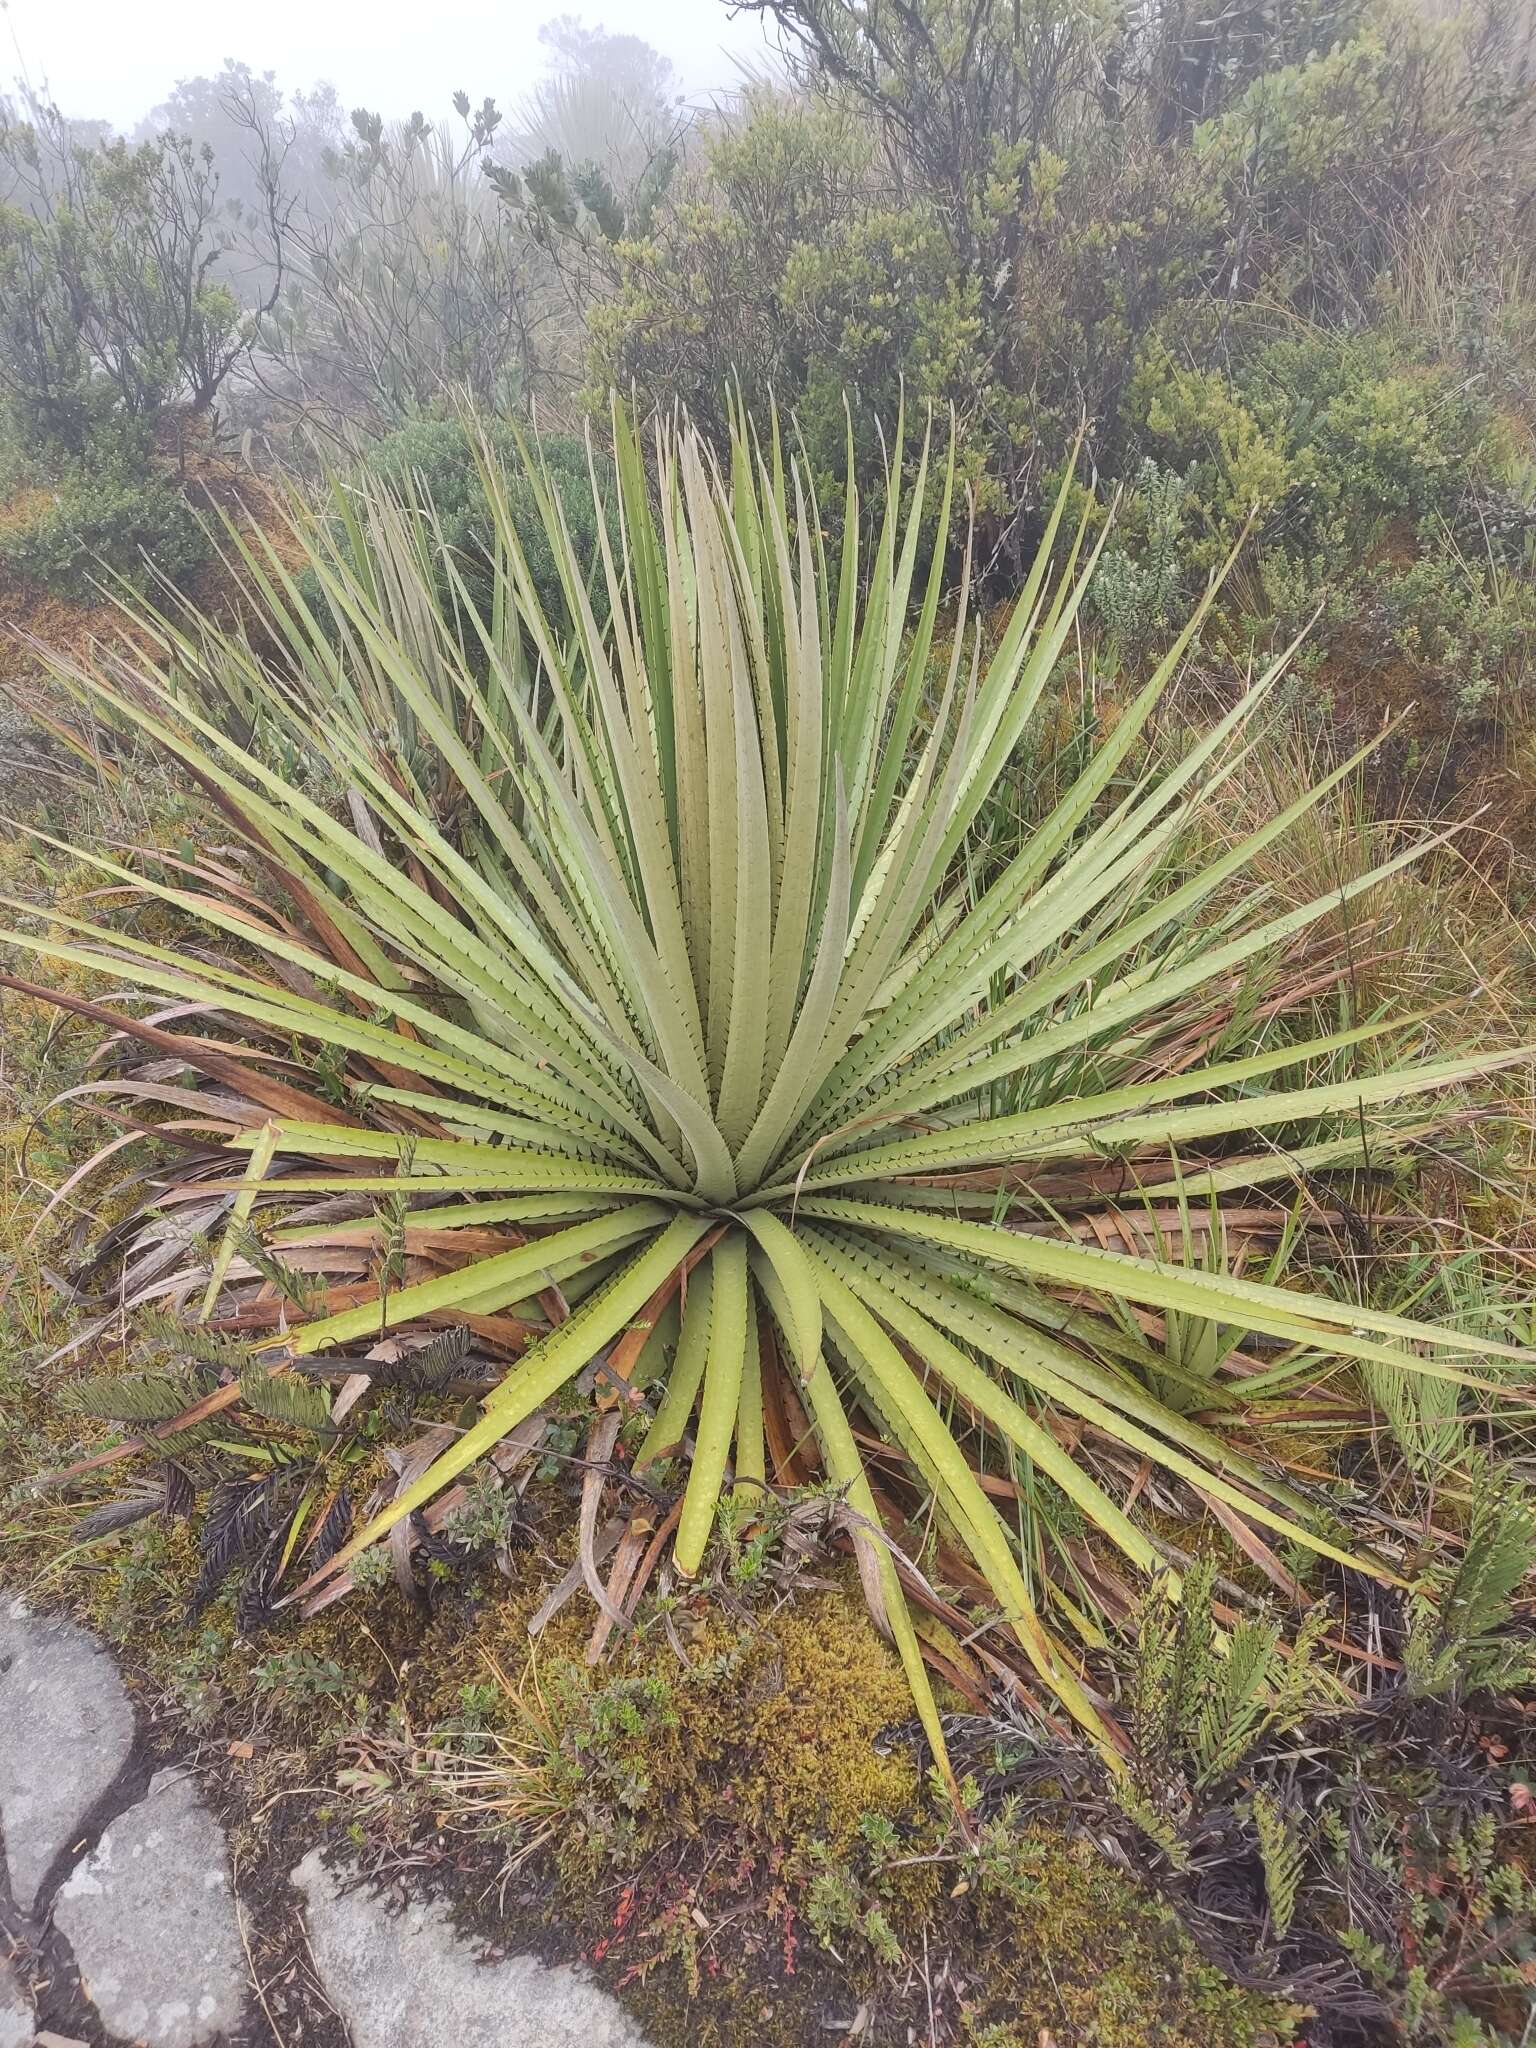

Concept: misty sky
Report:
left=1, top=0, right=778, bottom=130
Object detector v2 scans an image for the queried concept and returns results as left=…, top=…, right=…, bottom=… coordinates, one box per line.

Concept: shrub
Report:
left=782, top=203, right=1005, bottom=522
left=0, top=96, right=245, bottom=602
left=0, top=101, right=248, bottom=464
left=1370, top=551, right=1536, bottom=711
left=260, top=99, right=551, bottom=432
left=1, top=463, right=209, bottom=595
left=358, top=416, right=608, bottom=628
left=1127, top=350, right=1293, bottom=562
left=587, top=95, right=884, bottom=460
left=1108, top=327, right=1513, bottom=666
left=1091, top=460, right=1188, bottom=654
left=588, top=0, right=1534, bottom=678
left=1192, top=12, right=1534, bottom=324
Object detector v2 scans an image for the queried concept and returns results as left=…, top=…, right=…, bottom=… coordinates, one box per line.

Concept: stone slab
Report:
left=52, top=1770, right=245, bottom=2048
left=0, top=1599, right=135, bottom=1914
left=292, top=1849, right=652, bottom=2048
left=0, top=1953, right=33, bottom=2048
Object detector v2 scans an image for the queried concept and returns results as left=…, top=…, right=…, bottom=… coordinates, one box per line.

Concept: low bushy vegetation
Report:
left=4, top=0, right=1534, bottom=712
left=0, top=458, right=211, bottom=595
left=582, top=0, right=1535, bottom=710
left=326, top=416, right=609, bottom=628
left=0, top=97, right=262, bottom=594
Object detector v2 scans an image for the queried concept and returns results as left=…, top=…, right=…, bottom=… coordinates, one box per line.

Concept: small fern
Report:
left=189, top=1467, right=291, bottom=1618
left=228, top=1220, right=326, bottom=1313
left=309, top=1488, right=354, bottom=1570
left=132, top=1307, right=250, bottom=1376
left=239, top=1367, right=335, bottom=1436
left=72, top=1489, right=170, bottom=1539
left=1120, top=1558, right=1331, bottom=1839
left=298, top=1323, right=475, bottom=1393
left=60, top=1372, right=198, bottom=1424
left=156, top=1418, right=237, bottom=1457
left=1404, top=1462, right=1536, bottom=1698
left=1363, top=1356, right=1465, bottom=1479
left=374, top=1146, right=414, bottom=1317
left=1250, top=1787, right=1304, bottom=1939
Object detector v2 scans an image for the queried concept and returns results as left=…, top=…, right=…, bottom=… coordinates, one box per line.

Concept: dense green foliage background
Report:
left=2, top=0, right=1532, bottom=709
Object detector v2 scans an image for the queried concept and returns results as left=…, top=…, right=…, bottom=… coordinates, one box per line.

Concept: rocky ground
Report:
left=0, top=1598, right=653, bottom=2047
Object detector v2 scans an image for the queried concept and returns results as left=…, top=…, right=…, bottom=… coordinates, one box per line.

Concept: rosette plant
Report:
left=4, top=408, right=1527, bottom=1777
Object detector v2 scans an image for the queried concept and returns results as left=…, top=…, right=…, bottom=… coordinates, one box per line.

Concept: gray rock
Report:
left=293, top=1850, right=653, bottom=2048
left=0, top=1598, right=135, bottom=1914
left=52, top=1770, right=245, bottom=2048
left=0, top=1951, right=33, bottom=2048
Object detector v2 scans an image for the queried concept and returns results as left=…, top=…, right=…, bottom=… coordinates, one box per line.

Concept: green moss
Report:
left=957, top=1830, right=1296, bottom=2045
left=396, top=1538, right=1294, bottom=2045
left=412, top=1550, right=922, bottom=1870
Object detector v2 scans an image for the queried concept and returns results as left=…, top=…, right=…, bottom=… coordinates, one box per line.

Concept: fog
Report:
left=2, top=0, right=777, bottom=131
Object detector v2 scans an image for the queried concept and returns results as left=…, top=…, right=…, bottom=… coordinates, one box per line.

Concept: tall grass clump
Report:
left=3, top=408, right=1530, bottom=1780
